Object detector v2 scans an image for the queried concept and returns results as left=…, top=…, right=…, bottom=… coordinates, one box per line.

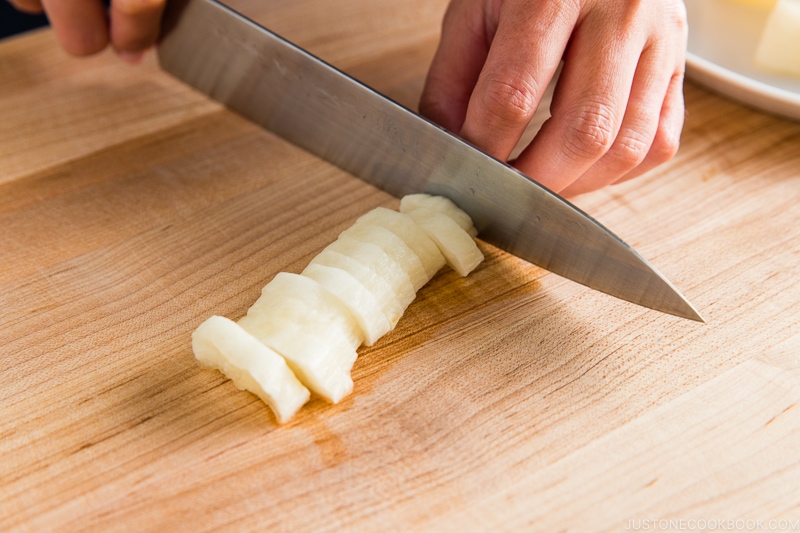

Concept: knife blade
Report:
left=157, top=0, right=703, bottom=322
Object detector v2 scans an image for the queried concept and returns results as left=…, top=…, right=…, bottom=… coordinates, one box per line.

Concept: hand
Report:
left=7, top=0, right=166, bottom=63
left=419, top=0, right=688, bottom=197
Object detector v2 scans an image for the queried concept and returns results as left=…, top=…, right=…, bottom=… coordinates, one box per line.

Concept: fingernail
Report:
left=118, top=50, right=145, bottom=65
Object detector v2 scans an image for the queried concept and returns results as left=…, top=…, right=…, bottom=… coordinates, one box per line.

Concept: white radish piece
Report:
left=354, top=207, right=446, bottom=279
left=311, top=245, right=411, bottom=328
left=192, top=315, right=310, bottom=424
left=340, top=223, right=429, bottom=290
left=191, top=195, right=482, bottom=421
left=302, top=262, right=392, bottom=346
left=404, top=208, right=484, bottom=276
left=400, top=194, right=478, bottom=237
left=238, top=272, right=361, bottom=403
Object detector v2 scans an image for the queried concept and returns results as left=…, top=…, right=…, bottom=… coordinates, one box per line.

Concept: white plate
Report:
left=684, top=0, right=800, bottom=121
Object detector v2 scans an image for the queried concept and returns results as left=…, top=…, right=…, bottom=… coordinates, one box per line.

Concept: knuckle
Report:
left=670, top=0, right=689, bottom=34
left=562, top=101, right=617, bottom=161
left=650, top=125, right=681, bottom=163
left=608, top=132, right=650, bottom=169
left=649, top=115, right=682, bottom=163
left=479, top=74, right=539, bottom=127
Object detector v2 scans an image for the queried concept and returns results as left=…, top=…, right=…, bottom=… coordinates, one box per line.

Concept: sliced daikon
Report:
left=302, top=262, right=391, bottom=346
left=755, top=0, right=800, bottom=77
left=400, top=194, right=478, bottom=237
left=311, top=246, right=411, bottom=328
left=238, top=272, right=361, bottom=403
left=192, top=315, right=310, bottom=424
left=191, top=194, right=483, bottom=420
left=404, top=208, right=484, bottom=276
left=354, top=207, right=446, bottom=279
left=340, top=223, right=429, bottom=290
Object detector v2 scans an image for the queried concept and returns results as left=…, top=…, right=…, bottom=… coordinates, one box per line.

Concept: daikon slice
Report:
left=354, top=207, right=446, bottom=280
left=311, top=246, right=410, bottom=328
left=238, top=315, right=354, bottom=403
left=302, top=262, right=391, bottom=346
left=192, top=315, right=310, bottom=423
left=238, top=273, right=361, bottom=403
left=405, top=208, right=484, bottom=276
left=340, top=223, right=428, bottom=290
left=400, top=194, right=478, bottom=237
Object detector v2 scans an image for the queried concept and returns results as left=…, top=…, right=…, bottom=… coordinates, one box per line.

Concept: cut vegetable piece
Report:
left=190, top=195, right=486, bottom=421
left=249, top=272, right=364, bottom=351
left=400, top=194, right=478, bottom=237
left=311, top=246, right=410, bottom=328
left=755, top=0, right=800, bottom=77
left=302, top=262, right=392, bottom=346
left=354, top=207, right=446, bottom=279
left=405, top=208, right=484, bottom=276
left=238, top=273, right=361, bottom=403
left=340, top=223, right=429, bottom=290
left=192, top=315, right=310, bottom=423
left=238, top=311, right=355, bottom=403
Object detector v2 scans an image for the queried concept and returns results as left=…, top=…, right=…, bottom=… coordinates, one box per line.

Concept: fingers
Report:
left=512, top=9, right=645, bottom=193
left=8, top=0, right=43, bottom=14
left=25, top=0, right=164, bottom=62
left=458, top=0, right=579, bottom=160
left=428, top=0, right=689, bottom=196
left=612, top=70, right=685, bottom=187
left=40, top=0, right=109, bottom=56
left=559, top=44, right=677, bottom=197
left=419, top=0, right=492, bottom=133
left=110, top=0, right=166, bottom=63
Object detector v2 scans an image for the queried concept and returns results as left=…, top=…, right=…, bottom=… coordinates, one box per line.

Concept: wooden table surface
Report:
left=2, top=1, right=799, bottom=530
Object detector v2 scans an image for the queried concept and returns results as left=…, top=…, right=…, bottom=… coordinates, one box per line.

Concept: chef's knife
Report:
left=157, top=0, right=703, bottom=322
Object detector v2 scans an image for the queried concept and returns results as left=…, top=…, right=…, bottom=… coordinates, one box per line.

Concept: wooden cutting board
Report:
left=2, top=1, right=799, bottom=530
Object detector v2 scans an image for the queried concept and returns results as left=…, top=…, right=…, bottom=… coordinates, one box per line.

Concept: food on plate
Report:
left=755, top=0, right=800, bottom=77
left=192, top=315, right=310, bottom=424
left=191, top=195, right=483, bottom=423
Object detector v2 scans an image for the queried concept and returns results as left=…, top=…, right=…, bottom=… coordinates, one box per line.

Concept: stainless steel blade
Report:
left=157, top=0, right=703, bottom=322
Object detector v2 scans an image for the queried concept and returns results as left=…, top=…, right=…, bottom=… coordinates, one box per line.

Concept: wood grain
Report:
left=2, top=0, right=799, bottom=531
